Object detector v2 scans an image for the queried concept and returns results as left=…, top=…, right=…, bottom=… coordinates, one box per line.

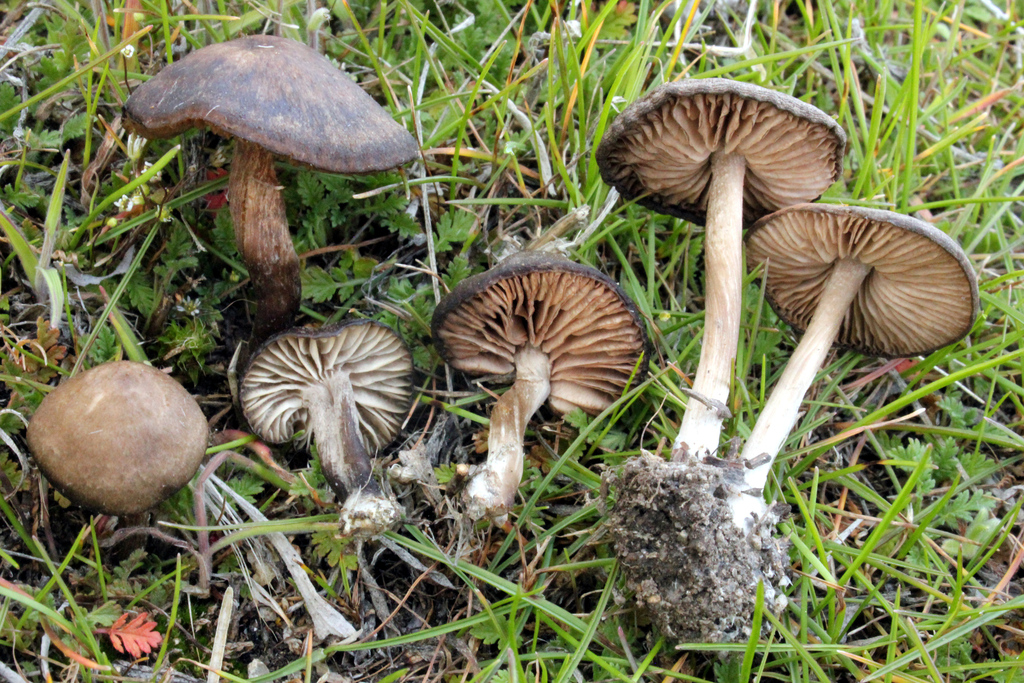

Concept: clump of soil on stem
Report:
left=606, top=454, right=790, bottom=643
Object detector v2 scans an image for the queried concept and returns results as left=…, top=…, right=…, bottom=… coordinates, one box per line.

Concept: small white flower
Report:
left=126, top=133, right=146, bottom=161
left=121, top=44, right=136, bottom=59
left=175, top=297, right=202, bottom=317
left=143, top=161, right=162, bottom=183
left=610, top=96, right=627, bottom=113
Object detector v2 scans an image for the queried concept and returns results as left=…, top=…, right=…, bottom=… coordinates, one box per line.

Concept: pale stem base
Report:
left=465, top=346, right=552, bottom=524
left=673, top=153, right=746, bottom=460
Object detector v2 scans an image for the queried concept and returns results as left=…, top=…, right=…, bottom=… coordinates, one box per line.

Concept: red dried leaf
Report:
left=107, top=612, right=162, bottom=659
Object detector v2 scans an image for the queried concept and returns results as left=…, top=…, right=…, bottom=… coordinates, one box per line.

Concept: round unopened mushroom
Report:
left=124, top=35, right=419, bottom=345
left=27, top=361, right=209, bottom=516
left=432, top=252, right=649, bottom=523
left=240, top=320, right=413, bottom=537
left=597, top=79, right=846, bottom=459
left=738, top=203, right=979, bottom=514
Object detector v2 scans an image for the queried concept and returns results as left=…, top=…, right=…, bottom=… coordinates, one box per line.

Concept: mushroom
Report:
left=737, top=203, right=979, bottom=519
left=240, top=320, right=413, bottom=537
left=27, top=361, right=209, bottom=516
left=607, top=205, right=978, bottom=644
left=432, top=252, right=649, bottom=523
left=124, top=35, right=419, bottom=345
left=597, top=79, right=846, bottom=458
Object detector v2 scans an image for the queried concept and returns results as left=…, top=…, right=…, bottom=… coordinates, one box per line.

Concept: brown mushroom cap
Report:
left=597, top=79, right=846, bottom=224
left=431, top=252, right=649, bottom=415
left=124, top=35, right=418, bottom=173
left=241, top=320, right=413, bottom=449
left=26, top=361, right=209, bottom=516
left=746, top=203, right=979, bottom=357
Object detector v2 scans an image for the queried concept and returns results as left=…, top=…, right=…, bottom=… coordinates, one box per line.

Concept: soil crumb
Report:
left=607, top=454, right=789, bottom=643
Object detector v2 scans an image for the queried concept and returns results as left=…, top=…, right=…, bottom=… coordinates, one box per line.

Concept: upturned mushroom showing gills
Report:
left=737, top=204, right=979, bottom=521
left=27, top=361, right=209, bottom=516
left=124, top=35, right=419, bottom=345
left=432, top=252, right=648, bottom=524
left=240, top=320, right=413, bottom=537
left=608, top=205, right=978, bottom=643
left=597, top=79, right=846, bottom=459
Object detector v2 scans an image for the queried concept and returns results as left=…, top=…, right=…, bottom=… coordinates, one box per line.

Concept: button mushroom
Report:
left=124, top=35, right=419, bottom=345
left=739, top=203, right=979, bottom=517
left=27, top=361, right=209, bottom=516
left=240, top=320, right=413, bottom=537
left=432, top=252, right=649, bottom=524
left=597, top=79, right=846, bottom=458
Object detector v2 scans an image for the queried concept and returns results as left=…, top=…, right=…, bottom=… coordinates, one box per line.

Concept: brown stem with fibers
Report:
left=228, top=140, right=301, bottom=346
left=741, top=258, right=870, bottom=492
left=673, top=153, right=746, bottom=460
left=307, top=373, right=400, bottom=537
left=465, top=346, right=551, bottom=523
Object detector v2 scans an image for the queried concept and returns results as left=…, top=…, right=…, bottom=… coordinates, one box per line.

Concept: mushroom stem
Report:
left=465, top=346, right=552, bottom=523
left=306, top=373, right=401, bottom=536
left=673, top=152, right=746, bottom=460
left=228, top=139, right=301, bottom=346
left=742, top=257, right=870, bottom=491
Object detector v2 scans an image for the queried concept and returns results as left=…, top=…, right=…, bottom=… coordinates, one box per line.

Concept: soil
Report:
left=606, top=454, right=790, bottom=643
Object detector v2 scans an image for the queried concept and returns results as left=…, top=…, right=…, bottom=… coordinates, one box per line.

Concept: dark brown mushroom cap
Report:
left=241, top=320, right=413, bottom=449
left=26, top=361, right=209, bottom=516
left=747, top=203, right=979, bottom=357
left=124, top=35, right=419, bottom=173
left=431, top=252, right=649, bottom=415
left=596, top=79, right=846, bottom=224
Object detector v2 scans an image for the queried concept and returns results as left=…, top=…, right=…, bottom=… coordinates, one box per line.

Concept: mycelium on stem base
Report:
left=607, top=455, right=789, bottom=643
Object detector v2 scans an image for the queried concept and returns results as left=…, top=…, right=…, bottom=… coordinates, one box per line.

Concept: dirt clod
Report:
left=607, top=454, right=790, bottom=643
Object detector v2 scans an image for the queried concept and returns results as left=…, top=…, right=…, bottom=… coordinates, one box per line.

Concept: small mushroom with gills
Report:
left=432, top=252, right=649, bottom=524
left=124, top=35, right=419, bottom=345
left=240, top=320, right=413, bottom=537
left=597, top=79, right=846, bottom=459
left=736, top=203, right=979, bottom=521
left=27, top=361, right=209, bottom=516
